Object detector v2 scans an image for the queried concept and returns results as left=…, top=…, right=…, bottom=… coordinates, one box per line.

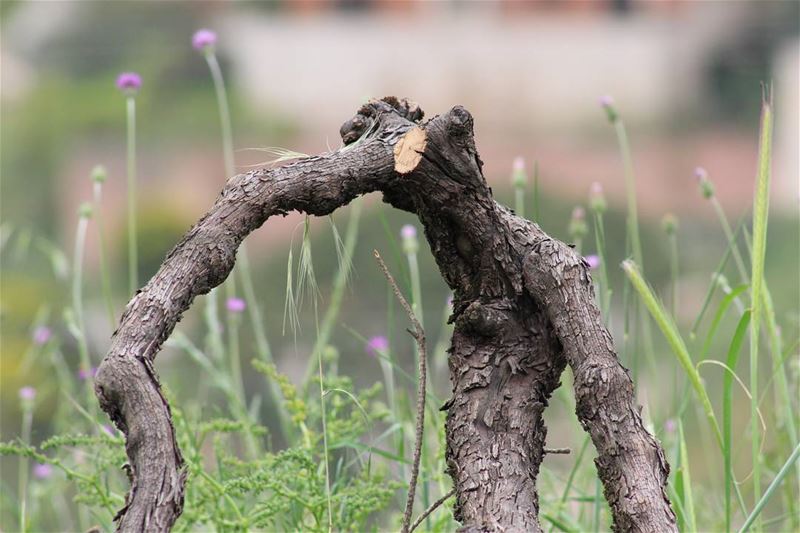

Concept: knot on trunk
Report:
left=340, top=96, right=424, bottom=145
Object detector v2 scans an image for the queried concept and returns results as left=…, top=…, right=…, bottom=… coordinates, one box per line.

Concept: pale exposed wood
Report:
left=393, top=126, right=427, bottom=174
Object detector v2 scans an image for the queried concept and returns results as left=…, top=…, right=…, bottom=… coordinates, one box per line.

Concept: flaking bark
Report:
left=95, top=97, right=676, bottom=532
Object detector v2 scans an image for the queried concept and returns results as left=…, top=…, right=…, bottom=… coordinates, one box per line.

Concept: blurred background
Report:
left=1, top=0, right=798, bottom=531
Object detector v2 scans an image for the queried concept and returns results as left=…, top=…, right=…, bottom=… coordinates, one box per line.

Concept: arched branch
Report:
left=95, top=97, right=676, bottom=532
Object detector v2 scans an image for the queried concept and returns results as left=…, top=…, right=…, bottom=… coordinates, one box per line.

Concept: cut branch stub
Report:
left=96, top=96, right=676, bottom=532
left=393, top=126, right=427, bottom=174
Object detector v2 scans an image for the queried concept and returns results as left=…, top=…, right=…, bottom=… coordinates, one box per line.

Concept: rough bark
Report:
left=95, top=97, right=676, bottom=532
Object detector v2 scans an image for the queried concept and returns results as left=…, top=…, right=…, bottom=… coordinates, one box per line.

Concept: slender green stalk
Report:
left=725, top=310, right=751, bottom=533
left=613, top=120, right=643, bottom=269
left=73, top=207, right=94, bottom=404
left=689, top=217, right=745, bottom=338
left=195, top=468, right=246, bottom=525
left=711, top=197, right=748, bottom=283
left=622, top=270, right=635, bottom=379
left=548, top=435, right=590, bottom=532
left=589, top=181, right=612, bottom=318
left=740, top=227, right=798, bottom=494
left=595, top=215, right=611, bottom=316
left=402, top=225, right=424, bottom=390
left=91, top=177, right=115, bottom=327
left=748, top=91, right=773, bottom=528
left=432, top=295, right=455, bottom=378
left=376, top=336, right=397, bottom=422
left=664, top=218, right=679, bottom=318
left=238, top=251, right=273, bottom=366
left=222, top=289, right=243, bottom=417
left=663, top=216, right=680, bottom=412
left=677, top=420, right=697, bottom=533
left=204, top=52, right=235, bottom=178
left=407, top=252, right=423, bottom=329
left=511, top=154, right=528, bottom=219
left=512, top=156, right=528, bottom=219
left=18, top=399, right=33, bottom=532
left=203, top=291, right=225, bottom=361
left=226, top=296, right=244, bottom=402
left=318, top=338, right=333, bottom=533
left=623, top=260, right=723, bottom=447
left=701, top=283, right=749, bottom=362
left=532, top=161, right=540, bottom=222
left=514, top=188, right=525, bottom=219
left=605, top=102, right=656, bottom=377
left=762, top=287, right=800, bottom=519
left=738, top=441, right=800, bottom=533
left=592, top=477, right=602, bottom=532
left=125, top=97, right=138, bottom=294
left=569, top=207, right=587, bottom=255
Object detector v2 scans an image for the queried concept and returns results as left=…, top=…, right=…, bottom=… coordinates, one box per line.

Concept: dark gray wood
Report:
left=95, top=97, right=676, bottom=532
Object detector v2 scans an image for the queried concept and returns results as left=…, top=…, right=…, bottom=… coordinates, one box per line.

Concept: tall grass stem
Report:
left=92, top=181, right=116, bottom=327
left=611, top=115, right=656, bottom=377
left=125, top=97, right=138, bottom=294
left=748, top=91, right=773, bottom=527
left=73, top=213, right=94, bottom=405
left=18, top=403, right=33, bottom=532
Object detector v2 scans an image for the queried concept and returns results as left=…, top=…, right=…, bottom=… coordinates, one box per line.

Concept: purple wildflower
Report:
left=584, top=255, right=600, bottom=270
left=33, top=463, right=53, bottom=479
left=78, top=367, right=98, bottom=380
left=694, top=167, right=714, bottom=199
left=599, top=95, right=615, bottom=108
left=664, top=419, right=677, bottom=434
left=511, top=156, right=528, bottom=188
left=401, top=224, right=419, bottom=254
left=694, top=167, right=708, bottom=181
left=192, top=29, right=217, bottom=51
left=446, top=294, right=454, bottom=307
left=400, top=224, right=417, bottom=240
left=599, top=95, right=618, bottom=122
left=19, top=386, right=36, bottom=401
left=226, top=297, right=246, bottom=313
left=366, top=335, right=389, bottom=357
left=116, top=72, right=142, bottom=94
left=33, top=326, right=52, bottom=346
left=102, top=425, right=116, bottom=437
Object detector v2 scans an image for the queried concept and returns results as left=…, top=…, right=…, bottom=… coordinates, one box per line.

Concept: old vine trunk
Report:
left=95, top=97, right=677, bottom=532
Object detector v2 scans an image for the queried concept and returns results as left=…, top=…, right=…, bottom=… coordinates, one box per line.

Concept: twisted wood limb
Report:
left=95, top=97, right=675, bottom=532
left=524, top=240, right=676, bottom=532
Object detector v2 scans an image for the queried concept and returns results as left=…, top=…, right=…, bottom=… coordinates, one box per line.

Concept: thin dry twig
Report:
left=409, top=488, right=456, bottom=533
left=373, top=249, right=427, bottom=533
left=544, top=447, right=572, bottom=455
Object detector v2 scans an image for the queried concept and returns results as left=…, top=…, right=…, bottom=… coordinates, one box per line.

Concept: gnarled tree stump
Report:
left=95, top=97, right=677, bottom=532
